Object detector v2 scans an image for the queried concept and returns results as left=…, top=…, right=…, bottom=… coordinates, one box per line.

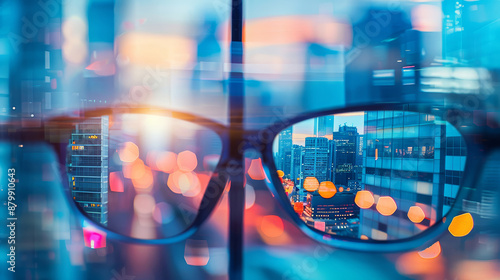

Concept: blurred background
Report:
left=1, top=0, right=500, bottom=279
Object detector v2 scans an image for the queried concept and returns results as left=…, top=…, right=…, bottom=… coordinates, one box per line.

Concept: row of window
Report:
left=365, top=167, right=434, bottom=182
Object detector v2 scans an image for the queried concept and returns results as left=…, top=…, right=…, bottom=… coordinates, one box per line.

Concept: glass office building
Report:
left=68, top=117, right=109, bottom=225
left=360, top=111, right=464, bottom=240
left=303, top=137, right=330, bottom=183
left=277, top=127, right=293, bottom=178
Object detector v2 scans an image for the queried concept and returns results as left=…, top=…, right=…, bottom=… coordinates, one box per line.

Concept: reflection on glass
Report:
left=67, top=114, right=222, bottom=239
left=273, top=111, right=466, bottom=240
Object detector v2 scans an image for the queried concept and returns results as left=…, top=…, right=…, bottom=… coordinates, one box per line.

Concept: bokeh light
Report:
left=376, top=196, right=397, bottom=216
left=260, top=215, right=284, bottom=238
left=318, top=181, right=337, bottom=198
left=177, top=150, right=198, bottom=172
left=303, top=177, right=319, bottom=192
left=355, top=190, right=374, bottom=209
left=119, top=142, right=140, bottom=163
left=448, top=212, right=474, bottom=237
left=408, top=206, right=426, bottom=223
left=418, top=241, right=441, bottom=259
left=248, top=158, right=266, bottom=180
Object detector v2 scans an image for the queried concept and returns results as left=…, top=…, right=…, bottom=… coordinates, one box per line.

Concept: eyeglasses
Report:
left=5, top=102, right=495, bottom=252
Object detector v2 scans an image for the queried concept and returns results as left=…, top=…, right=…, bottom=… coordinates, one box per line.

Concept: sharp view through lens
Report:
left=273, top=111, right=466, bottom=241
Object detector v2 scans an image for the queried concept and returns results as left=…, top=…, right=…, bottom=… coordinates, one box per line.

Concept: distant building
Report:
left=314, top=115, right=334, bottom=137
left=277, top=127, right=293, bottom=178
left=303, top=137, right=330, bottom=182
left=290, top=144, right=304, bottom=185
left=68, top=117, right=109, bottom=226
left=303, top=192, right=359, bottom=236
left=329, top=124, right=359, bottom=186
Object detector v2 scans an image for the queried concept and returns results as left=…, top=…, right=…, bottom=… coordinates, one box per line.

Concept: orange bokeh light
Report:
left=156, top=151, right=178, bottom=173
left=177, top=150, right=198, bottom=172
left=248, top=158, right=267, bottom=180
left=260, top=215, right=284, bottom=238
left=293, top=202, right=304, bottom=215
left=418, top=241, right=441, bottom=259
left=318, top=181, right=337, bottom=199
left=178, top=171, right=202, bottom=197
left=376, top=196, right=397, bottom=216
left=355, top=190, right=374, bottom=209
left=118, top=142, right=139, bottom=163
left=338, top=186, right=344, bottom=192
left=303, top=177, right=319, bottom=192
left=448, top=212, right=474, bottom=237
left=408, top=206, right=426, bottom=223
left=131, top=166, right=154, bottom=189
left=167, top=171, right=183, bottom=194
left=123, top=158, right=146, bottom=179
left=277, top=170, right=285, bottom=178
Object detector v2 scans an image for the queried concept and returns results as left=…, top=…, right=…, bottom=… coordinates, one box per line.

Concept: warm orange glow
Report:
left=452, top=260, right=500, bottom=280
left=408, top=206, right=426, bottom=223
left=396, top=251, right=444, bottom=277
left=244, top=16, right=352, bottom=47
left=109, top=172, right=124, bottom=192
left=303, top=177, right=319, bottom=192
left=166, top=171, right=183, bottom=193
left=418, top=241, right=441, bottom=259
left=156, top=151, right=178, bottom=173
left=448, top=212, right=474, bottom=237
left=184, top=239, right=209, bottom=266
left=248, top=158, right=266, bottom=180
left=178, top=172, right=202, bottom=197
left=376, top=196, right=397, bottom=216
left=119, top=142, right=139, bottom=163
left=375, top=148, right=378, bottom=160
left=277, top=170, right=285, bottom=178
left=318, top=181, right=337, bottom=199
left=338, top=186, right=344, bottom=192
left=355, top=191, right=375, bottom=209
left=260, top=215, right=284, bottom=238
left=123, top=159, right=146, bottom=179
left=131, top=166, right=154, bottom=190
left=360, top=235, right=369, bottom=240
left=293, top=202, right=304, bottom=215
left=177, top=150, right=198, bottom=172
left=118, top=32, right=194, bottom=68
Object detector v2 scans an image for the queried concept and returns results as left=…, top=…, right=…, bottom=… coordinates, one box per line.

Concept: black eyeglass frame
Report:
left=4, top=101, right=497, bottom=252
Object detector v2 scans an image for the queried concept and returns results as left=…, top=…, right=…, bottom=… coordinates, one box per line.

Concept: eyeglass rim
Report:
left=258, top=103, right=491, bottom=252
left=13, top=102, right=495, bottom=248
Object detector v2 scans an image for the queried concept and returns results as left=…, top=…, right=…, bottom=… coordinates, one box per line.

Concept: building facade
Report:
left=277, top=126, right=293, bottom=178
left=303, top=137, right=330, bottom=182
left=68, top=117, right=109, bottom=226
left=360, top=111, right=464, bottom=240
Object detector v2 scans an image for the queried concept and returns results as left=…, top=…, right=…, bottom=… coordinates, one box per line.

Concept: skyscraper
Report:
left=290, top=144, right=304, bottom=184
left=314, top=116, right=334, bottom=137
left=360, top=111, right=464, bottom=240
left=303, top=137, right=330, bottom=182
left=329, top=124, right=359, bottom=186
left=68, top=117, right=109, bottom=226
left=278, top=126, right=293, bottom=177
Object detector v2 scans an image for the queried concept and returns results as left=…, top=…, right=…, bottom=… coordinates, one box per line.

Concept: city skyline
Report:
left=274, top=110, right=466, bottom=240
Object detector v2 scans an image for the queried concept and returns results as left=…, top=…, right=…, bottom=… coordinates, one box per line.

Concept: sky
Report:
left=291, top=111, right=365, bottom=146
left=272, top=111, right=365, bottom=152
